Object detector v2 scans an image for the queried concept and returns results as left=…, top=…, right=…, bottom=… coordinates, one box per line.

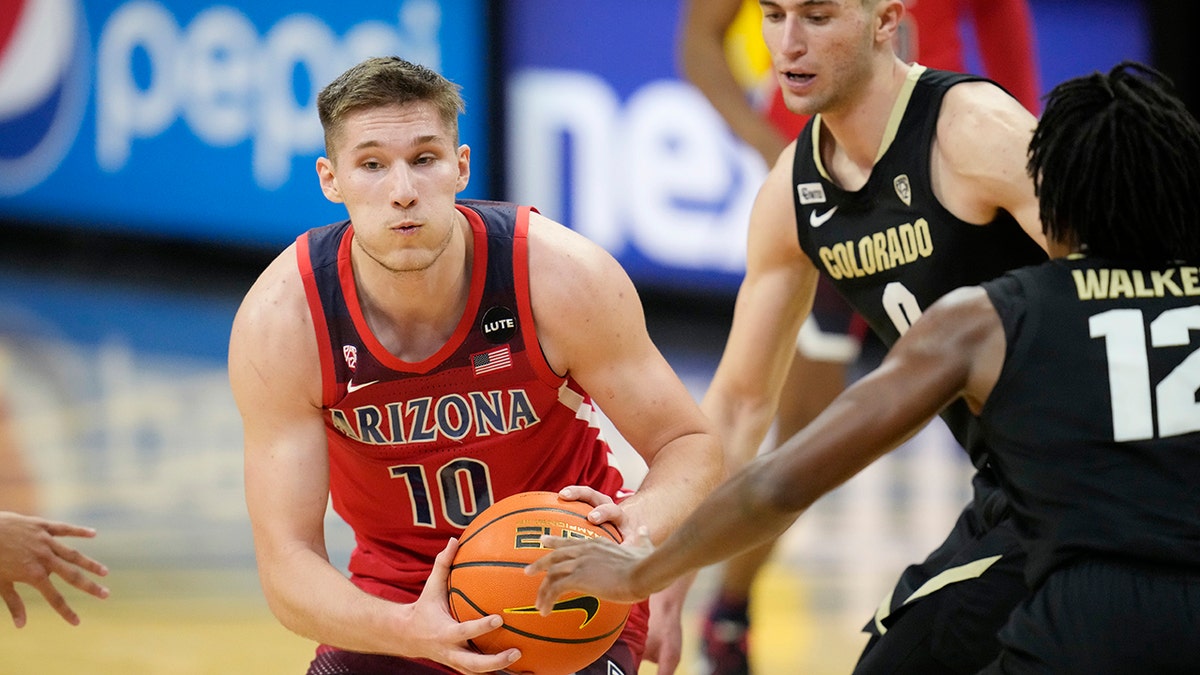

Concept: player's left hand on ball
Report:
left=414, top=538, right=521, bottom=674
left=525, top=526, right=655, bottom=613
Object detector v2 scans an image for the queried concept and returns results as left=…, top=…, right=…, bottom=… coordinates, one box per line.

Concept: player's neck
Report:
left=818, top=58, right=912, bottom=182
left=354, top=217, right=474, bottom=362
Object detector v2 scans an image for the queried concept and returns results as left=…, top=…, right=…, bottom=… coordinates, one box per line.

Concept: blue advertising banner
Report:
left=501, top=0, right=1150, bottom=297
left=504, top=2, right=760, bottom=296
left=0, top=0, right=491, bottom=250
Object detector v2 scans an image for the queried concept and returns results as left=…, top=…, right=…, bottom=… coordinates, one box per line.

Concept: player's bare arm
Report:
left=932, top=81, right=1047, bottom=250
left=701, top=142, right=821, bottom=473
left=232, top=248, right=368, bottom=645
left=644, top=144, right=818, bottom=672
left=530, top=285, right=1007, bottom=610
left=678, top=0, right=789, bottom=164
left=526, top=211, right=722, bottom=543
left=230, top=250, right=518, bottom=673
left=525, top=209, right=724, bottom=675
left=757, top=286, right=1004, bottom=510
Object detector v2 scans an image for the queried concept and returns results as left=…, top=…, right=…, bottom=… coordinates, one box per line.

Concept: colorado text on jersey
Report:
left=817, top=219, right=935, bottom=280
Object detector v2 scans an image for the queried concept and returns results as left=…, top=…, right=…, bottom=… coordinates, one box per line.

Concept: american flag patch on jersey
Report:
left=471, top=345, right=512, bottom=376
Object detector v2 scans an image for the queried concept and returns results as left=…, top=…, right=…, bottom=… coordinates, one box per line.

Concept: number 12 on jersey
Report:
left=1090, top=307, right=1200, bottom=441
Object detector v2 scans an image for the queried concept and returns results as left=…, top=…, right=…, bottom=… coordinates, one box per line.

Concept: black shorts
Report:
left=306, top=635, right=638, bottom=675
left=980, top=559, right=1200, bottom=674
left=852, top=478, right=1028, bottom=674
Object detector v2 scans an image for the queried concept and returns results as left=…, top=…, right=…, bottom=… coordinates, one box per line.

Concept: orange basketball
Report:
left=448, top=491, right=631, bottom=675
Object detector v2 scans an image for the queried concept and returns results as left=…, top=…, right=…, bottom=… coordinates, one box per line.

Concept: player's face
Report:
left=761, top=0, right=880, bottom=116
left=316, top=101, right=470, bottom=273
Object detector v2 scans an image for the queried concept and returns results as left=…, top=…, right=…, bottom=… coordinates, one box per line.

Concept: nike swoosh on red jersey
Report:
left=346, top=379, right=380, bottom=393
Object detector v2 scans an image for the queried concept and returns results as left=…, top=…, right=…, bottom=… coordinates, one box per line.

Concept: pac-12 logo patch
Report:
left=0, top=0, right=91, bottom=196
left=481, top=306, right=517, bottom=343
left=893, top=174, right=912, bottom=206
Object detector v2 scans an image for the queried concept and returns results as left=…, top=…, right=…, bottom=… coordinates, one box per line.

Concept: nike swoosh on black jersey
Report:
left=810, top=206, right=838, bottom=228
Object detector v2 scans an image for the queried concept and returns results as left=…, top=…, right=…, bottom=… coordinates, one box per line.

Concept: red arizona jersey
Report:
left=296, top=201, right=630, bottom=604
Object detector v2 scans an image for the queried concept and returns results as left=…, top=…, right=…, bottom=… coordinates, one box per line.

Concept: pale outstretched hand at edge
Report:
left=0, top=511, right=110, bottom=627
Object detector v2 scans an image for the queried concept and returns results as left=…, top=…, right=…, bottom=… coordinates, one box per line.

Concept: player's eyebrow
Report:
left=350, top=134, right=444, bottom=152
left=761, top=0, right=838, bottom=8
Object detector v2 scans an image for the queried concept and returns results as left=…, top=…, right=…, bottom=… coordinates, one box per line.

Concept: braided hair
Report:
left=1028, top=61, right=1200, bottom=263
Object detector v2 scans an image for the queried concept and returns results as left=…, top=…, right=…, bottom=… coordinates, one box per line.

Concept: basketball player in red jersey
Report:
left=228, top=57, right=722, bottom=675
left=676, top=1, right=1040, bottom=673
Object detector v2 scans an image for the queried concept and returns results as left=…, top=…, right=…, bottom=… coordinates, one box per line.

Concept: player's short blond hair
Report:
left=317, top=56, right=465, bottom=157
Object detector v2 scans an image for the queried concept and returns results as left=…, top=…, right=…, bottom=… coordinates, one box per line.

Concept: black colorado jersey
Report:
left=791, top=65, right=1045, bottom=460
left=981, top=256, right=1200, bottom=588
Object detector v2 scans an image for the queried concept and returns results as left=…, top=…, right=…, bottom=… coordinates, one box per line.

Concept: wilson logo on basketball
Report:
left=515, top=524, right=595, bottom=548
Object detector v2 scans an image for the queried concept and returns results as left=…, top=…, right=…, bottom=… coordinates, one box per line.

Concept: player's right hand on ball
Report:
left=411, top=537, right=522, bottom=674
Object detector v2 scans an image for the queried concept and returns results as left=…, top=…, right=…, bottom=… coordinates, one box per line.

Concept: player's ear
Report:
left=317, top=156, right=344, bottom=204
left=875, top=0, right=905, bottom=43
left=455, top=144, right=471, bottom=194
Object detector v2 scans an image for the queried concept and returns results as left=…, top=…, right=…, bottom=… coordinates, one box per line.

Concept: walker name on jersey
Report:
left=329, top=389, right=540, bottom=445
left=817, top=219, right=934, bottom=280
left=1072, top=266, right=1200, bottom=301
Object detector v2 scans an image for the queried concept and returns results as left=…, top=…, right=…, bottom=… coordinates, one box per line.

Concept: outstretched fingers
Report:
left=0, top=514, right=107, bottom=626
left=528, top=529, right=656, bottom=612
left=40, top=521, right=97, bottom=539
left=47, top=540, right=110, bottom=599
left=31, top=577, right=78, bottom=626
left=0, top=582, right=27, bottom=628
left=526, top=537, right=597, bottom=613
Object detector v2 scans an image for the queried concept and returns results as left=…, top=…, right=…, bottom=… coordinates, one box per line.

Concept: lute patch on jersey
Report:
left=481, top=305, right=517, bottom=343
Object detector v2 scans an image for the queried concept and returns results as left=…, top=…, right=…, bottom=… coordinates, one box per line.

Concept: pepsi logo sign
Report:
left=0, top=0, right=91, bottom=196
